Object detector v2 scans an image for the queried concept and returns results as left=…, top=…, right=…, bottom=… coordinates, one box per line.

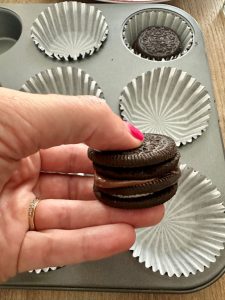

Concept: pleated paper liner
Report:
left=31, top=1, right=109, bottom=61
left=119, top=67, right=211, bottom=146
left=122, top=8, right=193, bottom=61
left=131, top=164, right=225, bottom=277
left=21, top=66, right=103, bottom=98
left=29, top=267, right=59, bottom=274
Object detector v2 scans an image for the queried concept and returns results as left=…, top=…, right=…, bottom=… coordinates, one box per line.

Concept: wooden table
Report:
left=0, top=0, right=225, bottom=299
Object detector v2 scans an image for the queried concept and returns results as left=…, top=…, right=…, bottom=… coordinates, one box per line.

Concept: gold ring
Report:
left=28, top=198, right=40, bottom=231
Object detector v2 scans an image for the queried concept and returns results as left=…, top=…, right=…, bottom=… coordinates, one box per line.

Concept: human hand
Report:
left=0, top=87, right=164, bottom=282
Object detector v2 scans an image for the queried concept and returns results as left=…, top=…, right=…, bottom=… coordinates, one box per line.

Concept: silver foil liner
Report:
left=29, top=267, right=58, bottom=274
left=21, top=66, right=103, bottom=98
left=119, top=67, right=211, bottom=146
left=31, top=1, right=109, bottom=60
left=122, top=8, right=193, bottom=60
left=131, top=164, right=225, bottom=277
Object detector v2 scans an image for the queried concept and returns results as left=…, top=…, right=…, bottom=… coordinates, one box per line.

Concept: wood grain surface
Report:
left=0, top=0, right=225, bottom=299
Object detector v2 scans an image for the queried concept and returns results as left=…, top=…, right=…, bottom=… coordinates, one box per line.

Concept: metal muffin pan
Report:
left=0, top=2, right=225, bottom=293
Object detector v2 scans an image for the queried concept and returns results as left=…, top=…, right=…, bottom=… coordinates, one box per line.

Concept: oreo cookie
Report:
left=95, top=184, right=178, bottom=209
left=88, top=133, right=181, bottom=209
left=88, top=134, right=177, bottom=167
left=133, top=26, right=182, bottom=60
left=93, top=152, right=180, bottom=180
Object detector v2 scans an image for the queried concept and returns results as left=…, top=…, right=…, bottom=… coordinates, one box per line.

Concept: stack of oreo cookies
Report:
left=88, top=133, right=181, bottom=209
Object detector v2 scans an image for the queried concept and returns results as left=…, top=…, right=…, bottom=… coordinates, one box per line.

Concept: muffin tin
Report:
left=1, top=2, right=225, bottom=293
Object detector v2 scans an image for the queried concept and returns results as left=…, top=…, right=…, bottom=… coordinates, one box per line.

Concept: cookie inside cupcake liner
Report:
left=122, top=8, right=194, bottom=61
left=31, top=1, right=109, bottom=60
left=130, top=164, right=225, bottom=277
left=20, top=66, right=104, bottom=98
left=119, top=67, right=211, bottom=146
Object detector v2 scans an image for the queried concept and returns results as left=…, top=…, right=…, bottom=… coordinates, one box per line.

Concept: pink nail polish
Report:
left=126, top=122, right=144, bottom=141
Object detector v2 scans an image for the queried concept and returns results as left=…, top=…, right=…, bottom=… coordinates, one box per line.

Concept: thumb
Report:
left=0, top=88, right=143, bottom=185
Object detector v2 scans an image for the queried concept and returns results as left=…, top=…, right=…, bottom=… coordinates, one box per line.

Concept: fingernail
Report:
left=126, top=122, right=144, bottom=141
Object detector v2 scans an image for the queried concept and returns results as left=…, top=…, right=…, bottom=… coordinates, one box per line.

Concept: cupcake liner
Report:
left=131, top=164, right=225, bottom=277
left=31, top=1, right=109, bottom=60
left=20, top=66, right=103, bottom=98
left=119, top=67, right=211, bottom=146
left=29, top=267, right=59, bottom=274
left=122, top=8, right=193, bottom=60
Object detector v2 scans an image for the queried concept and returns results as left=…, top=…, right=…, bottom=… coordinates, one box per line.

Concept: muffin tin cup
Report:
left=31, top=1, right=109, bottom=61
left=131, top=164, right=225, bottom=278
left=21, top=66, right=104, bottom=97
left=119, top=67, right=211, bottom=146
left=122, top=8, right=194, bottom=60
left=0, top=8, right=22, bottom=55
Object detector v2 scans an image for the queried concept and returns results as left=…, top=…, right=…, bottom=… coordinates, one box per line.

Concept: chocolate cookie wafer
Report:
left=95, top=184, right=178, bottom=209
left=93, top=152, right=180, bottom=180
left=88, top=133, right=177, bottom=167
left=133, top=26, right=182, bottom=60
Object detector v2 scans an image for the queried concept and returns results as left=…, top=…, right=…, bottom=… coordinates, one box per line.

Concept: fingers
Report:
left=35, top=174, right=95, bottom=200
left=0, top=88, right=143, bottom=160
left=18, top=224, right=135, bottom=272
left=0, top=88, right=143, bottom=190
left=34, top=199, right=164, bottom=230
left=40, top=144, right=94, bottom=174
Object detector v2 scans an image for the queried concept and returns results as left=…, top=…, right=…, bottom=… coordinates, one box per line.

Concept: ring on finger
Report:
left=28, top=198, right=40, bottom=231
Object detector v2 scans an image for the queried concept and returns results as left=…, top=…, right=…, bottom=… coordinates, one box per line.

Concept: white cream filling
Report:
left=112, top=193, right=152, bottom=199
